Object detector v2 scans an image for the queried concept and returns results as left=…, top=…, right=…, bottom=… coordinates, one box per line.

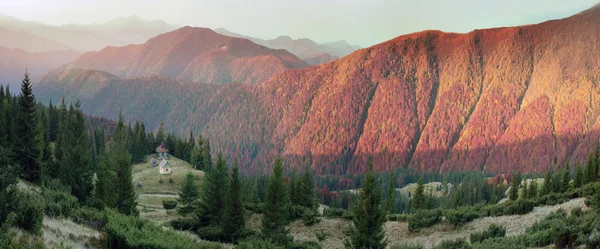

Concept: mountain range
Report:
left=214, top=28, right=359, bottom=65
left=34, top=4, right=600, bottom=175
left=66, top=27, right=308, bottom=85
left=0, top=13, right=179, bottom=52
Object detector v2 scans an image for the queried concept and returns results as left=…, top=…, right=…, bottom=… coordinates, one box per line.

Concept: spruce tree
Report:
left=203, top=139, right=212, bottom=172
left=195, top=153, right=228, bottom=227
left=15, top=71, right=41, bottom=183
left=509, top=172, right=520, bottom=201
left=344, top=162, right=387, bottom=249
left=190, top=137, right=205, bottom=171
left=113, top=113, right=138, bottom=216
left=586, top=148, right=599, bottom=184
left=299, top=169, right=317, bottom=210
left=541, top=170, right=552, bottom=195
left=95, top=149, right=117, bottom=208
left=385, top=178, right=396, bottom=214
left=412, top=178, right=426, bottom=211
left=155, top=121, right=165, bottom=146
left=528, top=181, right=538, bottom=199
left=262, top=157, right=291, bottom=245
left=574, top=164, right=584, bottom=188
left=177, top=172, right=200, bottom=216
left=146, top=132, right=155, bottom=153
left=223, top=164, right=245, bottom=242
left=562, top=162, right=571, bottom=192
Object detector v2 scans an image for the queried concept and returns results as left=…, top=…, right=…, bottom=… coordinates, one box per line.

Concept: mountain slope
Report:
left=0, top=27, right=74, bottom=52
left=36, top=4, right=600, bottom=175
left=67, top=27, right=309, bottom=85
left=0, top=47, right=81, bottom=89
left=214, top=28, right=359, bottom=64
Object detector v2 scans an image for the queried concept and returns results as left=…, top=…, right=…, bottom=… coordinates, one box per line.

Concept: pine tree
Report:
left=299, top=169, right=317, bottom=210
left=574, top=164, right=584, bottom=188
left=562, top=162, right=571, bottom=192
left=146, top=132, right=155, bottom=154
left=15, top=71, right=41, bottom=183
left=385, top=178, right=396, bottom=214
left=203, top=139, right=212, bottom=172
left=36, top=108, right=52, bottom=182
left=185, top=130, right=194, bottom=162
left=223, top=164, right=245, bottom=242
left=190, top=136, right=205, bottom=170
left=528, top=181, right=538, bottom=199
left=95, top=149, right=117, bottom=208
left=262, top=157, right=291, bottom=245
left=344, top=162, right=387, bottom=249
left=412, top=178, right=426, bottom=211
left=195, top=153, right=228, bottom=227
left=155, top=121, right=165, bottom=146
left=541, top=170, right=552, bottom=195
left=113, top=113, right=138, bottom=216
left=586, top=148, right=599, bottom=184
left=509, top=172, right=520, bottom=201
left=177, top=172, right=200, bottom=216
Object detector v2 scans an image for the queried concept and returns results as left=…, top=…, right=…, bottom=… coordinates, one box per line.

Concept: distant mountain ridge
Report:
left=65, top=26, right=308, bottom=85
left=214, top=28, right=360, bottom=65
left=35, top=4, right=600, bottom=176
left=0, top=13, right=179, bottom=52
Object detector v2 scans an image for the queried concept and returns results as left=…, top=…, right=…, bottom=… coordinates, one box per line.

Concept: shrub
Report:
left=14, top=191, right=45, bottom=235
left=315, top=230, right=328, bottom=241
left=159, top=178, right=164, bottom=184
left=169, top=178, right=174, bottom=184
left=408, top=209, right=442, bottom=232
left=197, top=225, right=226, bottom=241
left=434, top=238, right=472, bottom=249
left=571, top=207, right=583, bottom=217
left=105, top=210, right=223, bottom=249
left=301, top=208, right=319, bottom=226
left=244, top=203, right=264, bottom=213
left=235, top=237, right=284, bottom=249
left=470, top=224, right=506, bottom=243
left=43, top=188, right=79, bottom=217
left=445, top=206, right=481, bottom=227
left=170, top=217, right=197, bottom=231
left=162, top=200, right=177, bottom=210
left=288, top=241, right=322, bottom=249
left=70, top=207, right=106, bottom=230
left=323, top=207, right=352, bottom=220
left=481, top=200, right=534, bottom=217
left=387, top=214, right=408, bottom=222
left=390, top=244, right=424, bottom=249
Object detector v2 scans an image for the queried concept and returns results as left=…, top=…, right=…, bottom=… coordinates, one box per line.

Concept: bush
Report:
left=302, top=209, right=319, bottom=226
left=14, top=191, right=45, bottom=235
left=197, top=225, right=226, bottom=241
left=445, top=206, right=481, bottom=227
left=288, top=241, right=322, bottom=249
left=315, top=230, right=328, bottom=241
left=244, top=202, right=264, bottom=213
left=235, top=237, right=284, bottom=249
left=169, top=178, right=174, bottom=184
left=434, top=238, right=472, bottom=249
left=323, top=207, right=352, bottom=220
left=470, top=224, right=506, bottom=243
left=170, top=217, right=197, bottom=231
left=387, top=214, right=408, bottom=222
left=159, top=178, right=164, bottom=184
left=162, top=200, right=177, bottom=210
left=105, top=210, right=223, bottom=249
left=481, top=200, right=534, bottom=217
left=43, top=188, right=79, bottom=217
left=408, top=209, right=442, bottom=232
left=70, top=207, right=106, bottom=230
left=390, top=244, right=424, bottom=249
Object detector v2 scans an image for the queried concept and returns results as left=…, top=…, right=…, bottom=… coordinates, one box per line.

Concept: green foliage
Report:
left=386, top=214, right=408, bottom=222
left=195, top=153, right=229, bottom=228
left=14, top=190, right=45, bottom=235
left=444, top=205, right=481, bottom=227
left=433, top=238, right=472, bottom=249
left=42, top=188, right=79, bottom=217
left=480, top=199, right=534, bottom=217
left=574, top=164, right=584, bottom=188
left=170, top=217, right=197, bottom=231
left=105, top=210, right=223, bottom=249
left=236, top=236, right=284, bottom=249
left=113, top=113, right=138, bottom=216
left=412, top=178, right=426, bottom=211
left=262, top=157, right=292, bottom=245
left=223, top=165, right=245, bottom=242
left=162, top=200, right=177, bottom=210
left=177, top=172, right=200, bottom=215
left=15, top=71, right=41, bottom=183
left=390, top=245, right=424, bottom=249
left=315, top=230, right=328, bottom=242
left=509, top=172, right=520, bottom=201
left=344, top=162, right=387, bottom=249
left=323, top=207, right=352, bottom=220
left=470, top=224, right=506, bottom=243
left=407, top=209, right=442, bottom=232
left=70, top=207, right=106, bottom=230
left=385, top=178, right=396, bottom=214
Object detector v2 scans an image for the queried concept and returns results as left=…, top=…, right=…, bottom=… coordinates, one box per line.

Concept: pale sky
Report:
left=0, top=0, right=598, bottom=47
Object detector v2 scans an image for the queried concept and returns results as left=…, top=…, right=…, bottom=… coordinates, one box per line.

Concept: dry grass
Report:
left=42, top=217, right=101, bottom=249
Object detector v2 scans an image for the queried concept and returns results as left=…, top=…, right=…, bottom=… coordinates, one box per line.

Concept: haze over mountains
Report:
left=215, top=28, right=360, bottom=64
left=34, top=4, right=600, bottom=175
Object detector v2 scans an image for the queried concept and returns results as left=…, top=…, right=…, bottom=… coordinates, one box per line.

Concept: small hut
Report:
left=158, top=159, right=171, bottom=175
left=156, top=143, right=169, bottom=159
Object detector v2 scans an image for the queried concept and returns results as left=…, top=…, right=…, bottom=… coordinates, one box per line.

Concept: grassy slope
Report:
left=132, top=155, right=204, bottom=224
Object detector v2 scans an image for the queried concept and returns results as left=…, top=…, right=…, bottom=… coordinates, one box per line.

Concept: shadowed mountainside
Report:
left=35, top=4, right=600, bottom=175
left=66, top=27, right=309, bottom=85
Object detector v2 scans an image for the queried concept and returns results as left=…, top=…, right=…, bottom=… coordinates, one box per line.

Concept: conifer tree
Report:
left=155, top=121, right=165, bottom=146
left=586, top=147, right=599, bottom=184
left=509, top=172, right=521, bottom=201
left=562, top=162, right=571, bottom=192
left=95, top=149, right=117, bottom=208
left=541, top=170, right=552, bottom=195
left=146, top=132, right=155, bottom=153
left=223, top=164, right=245, bottom=242
left=574, top=164, right=584, bottom=188
left=385, top=178, right=396, bottom=214
left=37, top=108, right=52, bottom=182
left=177, top=172, right=200, bottom=216
left=113, top=113, right=138, bottom=216
left=190, top=137, right=205, bottom=171
left=528, top=181, right=538, bottom=199
left=195, top=153, right=228, bottom=227
left=15, top=71, right=41, bottom=183
left=262, top=157, right=291, bottom=245
left=412, top=178, right=426, bottom=211
left=299, top=169, right=317, bottom=210
left=344, top=162, right=387, bottom=249
left=203, top=139, right=212, bottom=172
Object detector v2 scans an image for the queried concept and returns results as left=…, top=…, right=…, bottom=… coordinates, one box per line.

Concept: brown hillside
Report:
left=36, top=4, right=600, bottom=175
left=67, top=26, right=308, bottom=85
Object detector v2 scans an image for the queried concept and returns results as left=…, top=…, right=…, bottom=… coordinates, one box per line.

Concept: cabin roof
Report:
left=156, top=143, right=169, bottom=153
left=159, top=159, right=169, bottom=168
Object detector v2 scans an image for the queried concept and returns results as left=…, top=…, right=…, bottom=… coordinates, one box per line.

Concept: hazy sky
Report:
left=1, top=0, right=598, bottom=47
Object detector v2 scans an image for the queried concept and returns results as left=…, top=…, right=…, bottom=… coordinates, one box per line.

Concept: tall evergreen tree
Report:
left=562, top=162, right=571, bottom=192
left=262, top=157, right=291, bottom=245
left=344, top=162, right=387, bottom=249
left=509, top=172, right=521, bottom=201
left=298, top=169, right=317, bottom=210
left=190, top=136, right=205, bottom=171
left=528, top=181, right=538, bottom=199
left=146, top=132, right=155, bottom=154
left=586, top=147, right=599, bottom=184
left=155, top=121, right=165, bottom=146
left=203, top=139, right=212, bottom=172
left=385, top=178, right=396, bottom=214
left=223, top=164, right=245, bottom=242
left=177, top=172, right=200, bottom=216
left=15, top=71, right=41, bottom=182
left=195, top=153, right=228, bottom=227
left=113, top=113, right=138, bottom=216
left=574, top=164, right=584, bottom=188
left=541, top=170, right=552, bottom=195
left=412, top=178, right=426, bottom=211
